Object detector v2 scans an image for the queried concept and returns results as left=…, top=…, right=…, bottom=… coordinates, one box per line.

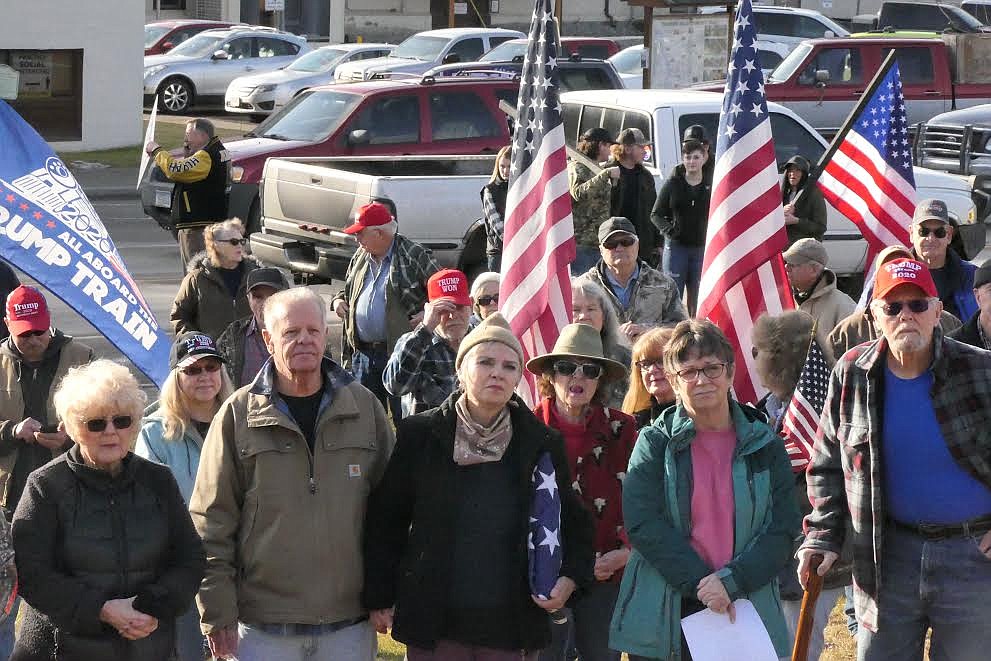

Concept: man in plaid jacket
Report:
left=798, top=256, right=991, bottom=661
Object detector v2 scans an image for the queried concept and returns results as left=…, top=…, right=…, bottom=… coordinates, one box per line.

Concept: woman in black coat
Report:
left=11, top=360, right=205, bottom=661
left=362, top=314, right=594, bottom=660
left=781, top=155, right=827, bottom=245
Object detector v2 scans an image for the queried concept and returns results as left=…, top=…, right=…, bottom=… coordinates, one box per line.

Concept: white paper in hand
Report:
left=137, top=96, right=158, bottom=189
left=681, top=599, right=778, bottom=661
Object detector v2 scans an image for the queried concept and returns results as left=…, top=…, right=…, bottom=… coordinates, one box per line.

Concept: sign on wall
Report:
left=10, top=52, right=52, bottom=98
left=265, top=0, right=285, bottom=10
left=650, top=15, right=729, bottom=88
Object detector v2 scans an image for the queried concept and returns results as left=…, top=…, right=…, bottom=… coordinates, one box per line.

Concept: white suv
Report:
left=700, top=6, right=850, bottom=48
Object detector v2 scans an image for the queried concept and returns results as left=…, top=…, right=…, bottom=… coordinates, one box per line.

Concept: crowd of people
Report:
left=0, top=117, right=982, bottom=661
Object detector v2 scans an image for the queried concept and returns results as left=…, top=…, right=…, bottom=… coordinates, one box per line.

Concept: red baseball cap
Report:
left=343, top=202, right=393, bottom=235
left=5, top=286, right=50, bottom=336
left=873, top=258, right=938, bottom=300
left=427, top=269, right=471, bottom=306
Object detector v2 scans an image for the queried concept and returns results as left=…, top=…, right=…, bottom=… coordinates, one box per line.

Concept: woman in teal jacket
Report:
left=135, top=332, right=233, bottom=661
left=609, top=320, right=801, bottom=660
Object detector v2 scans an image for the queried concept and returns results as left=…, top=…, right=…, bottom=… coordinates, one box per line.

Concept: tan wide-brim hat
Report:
left=526, top=323, right=628, bottom=382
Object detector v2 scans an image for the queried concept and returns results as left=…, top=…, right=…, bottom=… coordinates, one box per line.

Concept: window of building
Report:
left=1, top=49, right=83, bottom=142
left=157, top=0, right=187, bottom=9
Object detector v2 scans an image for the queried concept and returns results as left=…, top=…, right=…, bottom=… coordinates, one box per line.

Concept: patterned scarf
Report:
left=453, top=394, right=513, bottom=466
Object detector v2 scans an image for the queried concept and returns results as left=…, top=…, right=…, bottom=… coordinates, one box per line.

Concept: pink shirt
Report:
left=688, top=430, right=737, bottom=571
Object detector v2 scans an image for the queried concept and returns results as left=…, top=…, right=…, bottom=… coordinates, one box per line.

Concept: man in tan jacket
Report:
left=783, top=238, right=855, bottom=363
left=190, top=287, right=395, bottom=661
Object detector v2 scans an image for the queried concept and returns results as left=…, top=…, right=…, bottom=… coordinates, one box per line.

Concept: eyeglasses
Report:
left=180, top=360, right=223, bottom=376
left=553, top=360, right=603, bottom=380
left=476, top=294, right=499, bottom=306
left=674, top=362, right=728, bottom=382
left=636, top=358, right=664, bottom=372
left=17, top=330, right=47, bottom=338
left=917, top=226, right=948, bottom=239
left=84, top=415, right=133, bottom=433
left=219, top=237, right=247, bottom=246
left=876, top=298, right=932, bottom=317
left=602, top=236, right=637, bottom=250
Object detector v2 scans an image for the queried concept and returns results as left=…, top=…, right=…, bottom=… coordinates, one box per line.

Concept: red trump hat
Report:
left=427, top=269, right=471, bottom=306
left=5, top=286, right=50, bottom=336
left=873, top=258, right=938, bottom=300
left=343, top=202, right=393, bottom=235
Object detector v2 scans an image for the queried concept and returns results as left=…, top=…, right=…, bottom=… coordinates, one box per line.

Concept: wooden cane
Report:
left=791, top=554, right=824, bottom=661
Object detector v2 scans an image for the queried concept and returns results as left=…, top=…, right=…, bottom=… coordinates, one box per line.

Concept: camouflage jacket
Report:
left=580, top=261, right=687, bottom=328
left=569, top=160, right=613, bottom=248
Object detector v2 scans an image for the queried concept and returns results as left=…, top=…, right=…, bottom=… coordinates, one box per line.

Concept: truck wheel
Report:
left=159, top=77, right=193, bottom=114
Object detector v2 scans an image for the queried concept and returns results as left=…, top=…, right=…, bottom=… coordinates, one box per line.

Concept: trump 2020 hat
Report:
left=169, top=332, right=226, bottom=370
left=427, top=269, right=471, bottom=307
left=873, top=258, right=938, bottom=300
left=5, top=286, right=50, bottom=336
left=342, top=202, right=393, bottom=235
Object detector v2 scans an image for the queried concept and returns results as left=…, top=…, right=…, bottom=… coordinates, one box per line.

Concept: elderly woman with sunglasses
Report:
left=469, top=272, right=501, bottom=329
left=135, top=332, right=232, bottom=661
left=610, top=319, right=800, bottom=661
left=170, top=217, right=263, bottom=340
left=622, top=326, right=676, bottom=429
left=10, top=360, right=206, bottom=661
left=528, top=323, right=637, bottom=661
left=572, top=279, right=631, bottom=410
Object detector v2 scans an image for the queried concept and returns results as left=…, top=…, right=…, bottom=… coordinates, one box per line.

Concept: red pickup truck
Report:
left=700, top=36, right=991, bottom=138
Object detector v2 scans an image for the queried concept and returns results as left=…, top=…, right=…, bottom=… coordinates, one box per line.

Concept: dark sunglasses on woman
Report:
left=84, top=415, right=133, bottom=433
left=181, top=361, right=223, bottom=376
left=476, top=294, right=499, bottom=306
left=220, top=238, right=247, bottom=246
left=553, top=360, right=603, bottom=380
left=876, top=299, right=931, bottom=316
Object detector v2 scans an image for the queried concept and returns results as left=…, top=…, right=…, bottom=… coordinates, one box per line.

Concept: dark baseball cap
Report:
left=682, top=124, right=709, bottom=144
left=912, top=198, right=951, bottom=226
left=598, top=217, right=638, bottom=244
left=247, top=267, right=289, bottom=293
left=975, top=259, right=991, bottom=289
left=580, top=127, right=616, bottom=144
left=169, top=332, right=225, bottom=370
left=618, top=127, right=650, bottom=146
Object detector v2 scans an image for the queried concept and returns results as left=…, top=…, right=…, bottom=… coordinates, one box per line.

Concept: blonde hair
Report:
left=158, top=364, right=234, bottom=441
left=54, top=360, right=147, bottom=443
left=489, top=145, right=512, bottom=184
left=621, top=326, right=675, bottom=415
left=204, top=218, right=245, bottom=266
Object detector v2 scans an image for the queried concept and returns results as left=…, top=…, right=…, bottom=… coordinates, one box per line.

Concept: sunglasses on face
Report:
left=603, top=236, right=637, bottom=250
left=674, top=362, right=728, bottom=382
left=636, top=358, right=664, bottom=372
left=917, top=226, right=948, bottom=239
left=84, top=415, right=133, bottom=433
left=476, top=294, right=499, bottom=306
left=218, top=237, right=247, bottom=246
left=180, top=360, right=223, bottom=376
left=553, top=360, right=603, bottom=380
left=876, top=298, right=932, bottom=316
left=17, top=330, right=47, bottom=338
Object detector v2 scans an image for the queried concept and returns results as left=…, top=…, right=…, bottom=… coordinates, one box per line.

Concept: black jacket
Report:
left=167, top=137, right=229, bottom=228
left=362, top=393, right=594, bottom=652
left=781, top=172, right=827, bottom=244
left=10, top=447, right=206, bottom=661
left=650, top=165, right=712, bottom=247
left=948, top=312, right=984, bottom=348
left=608, top=160, right=659, bottom=262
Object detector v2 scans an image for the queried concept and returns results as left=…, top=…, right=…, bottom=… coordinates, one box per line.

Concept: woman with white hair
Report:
left=363, top=313, right=594, bottom=660
left=572, top=278, right=631, bottom=409
left=469, top=271, right=501, bottom=329
left=10, top=360, right=205, bottom=661
left=170, top=217, right=263, bottom=340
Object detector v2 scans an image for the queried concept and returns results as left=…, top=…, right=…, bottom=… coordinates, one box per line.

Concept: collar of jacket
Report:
left=795, top=269, right=831, bottom=303
left=246, top=357, right=358, bottom=430
left=250, top=355, right=354, bottom=398
left=854, top=325, right=946, bottom=382
left=65, top=443, right=139, bottom=491
left=185, top=251, right=262, bottom=280
left=657, top=399, right=772, bottom=456
left=426, top=391, right=547, bottom=463
left=2, top=329, right=71, bottom=381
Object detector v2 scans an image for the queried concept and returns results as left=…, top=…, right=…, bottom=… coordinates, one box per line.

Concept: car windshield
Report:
left=289, top=48, right=348, bottom=72
left=169, top=33, right=226, bottom=58
left=608, top=47, right=643, bottom=74
left=254, top=90, right=361, bottom=142
left=944, top=5, right=986, bottom=31
left=145, top=25, right=172, bottom=49
left=392, top=35, right=448, bottom=61
left=480, top=41, right=526, bottom=61
left=767, top=42, right=812, bottom=82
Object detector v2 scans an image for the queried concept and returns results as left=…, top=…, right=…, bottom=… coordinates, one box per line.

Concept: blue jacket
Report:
left=609, top=401, right=801, bottom=659
left=948, top=252, right=978, bottom=322
left=135, top=403, right=205, bottom=505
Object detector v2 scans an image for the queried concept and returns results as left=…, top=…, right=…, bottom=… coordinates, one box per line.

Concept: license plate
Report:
left=226, top=98, right=239, bottom=107
left=154, top=190, right=171, bottom=208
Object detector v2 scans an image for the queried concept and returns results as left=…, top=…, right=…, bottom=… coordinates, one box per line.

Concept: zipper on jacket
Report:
left=615, top=557, right=641, bottom=630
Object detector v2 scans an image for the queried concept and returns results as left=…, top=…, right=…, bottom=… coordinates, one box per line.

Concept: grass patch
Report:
left=377, top=633, right=405, bottom=660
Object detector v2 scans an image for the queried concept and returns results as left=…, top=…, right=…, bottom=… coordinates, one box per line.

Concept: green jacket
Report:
left=610, top=401, right=800, bottom=659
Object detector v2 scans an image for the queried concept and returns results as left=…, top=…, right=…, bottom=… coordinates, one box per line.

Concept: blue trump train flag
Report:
left=0, top=101, right=170, bottom=386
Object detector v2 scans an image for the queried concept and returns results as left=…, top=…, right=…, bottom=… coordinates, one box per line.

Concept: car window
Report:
left=169, top=33, right=225, bottom=57
left=574, top=44, right=611, bottom=60
left=758, top=13, right=795, bottom=37
left=609, top=47, right=643, bottom=75
left=480, top=40, right=526, bottom=62
left=489, top=36, right=517, bottom=49
left=796, top=15, right=831, bottom=38
left=256, top=90, right=361, bottom=142
left=430, top=91, right=501, bottom=140
left=562, top=103, right=582, bottom=149
left=558, top=67, right=614, bottom=92
left=758, top=49, right=784, bottom=72
left=623, top=112, right=651, bottom=142
left=797, top=47, right=863, bottom=85
left=348, top=94, right=421, bottom=145
left=601, top=109, right=623, bottom=140
left=170, top=28, right=200, bottom=46
left=679, top=114, right=720, bottom=150
left=884, top=47, right=934, bottom=85
left=578, top=106, right=603, bottom=139
left=223, top=38, right=254, bottom=60
left=145, top=25, right=172, bottom=49
left=258, top=37, right=297, bottom=58
left=450, top=38, right=485, bottom=63
left=769, top=113, right=825, bottom=168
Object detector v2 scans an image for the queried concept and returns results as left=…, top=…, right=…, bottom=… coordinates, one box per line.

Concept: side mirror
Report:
left=814, top=69, right=830, bottom=88
left=442, top=52, right=461, bottom=64
left=161, top=41, right=175, bottom=52
left=348, top=129, right=370, bottom=146
left=212, top=50, right=230, bottom=60
left=824, top=30, right=835, bottom=38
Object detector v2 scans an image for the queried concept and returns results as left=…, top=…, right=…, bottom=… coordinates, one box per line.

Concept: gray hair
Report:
left=572, top=277, right=623, bottom=355
left=470, top=272, right=501, bottom=298
left=263, top=287, right=326, bottom=332
left=186, top=117, right=215, bottom=138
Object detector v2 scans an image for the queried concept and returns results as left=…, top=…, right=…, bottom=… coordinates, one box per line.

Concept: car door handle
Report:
left=245, top=66, right=255, bottom=71
left=310, top=176, right=322, bottom=185
left=852, top=90, right=864, bottom=95
left=922, top=90, right=941, bottom=96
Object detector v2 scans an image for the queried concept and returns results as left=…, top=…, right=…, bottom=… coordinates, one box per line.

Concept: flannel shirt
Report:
left=480, top=187, right=504, bottom=254
left=382, top=325, right=458, bottom=417
left=801, top=328, right=991, bottom=632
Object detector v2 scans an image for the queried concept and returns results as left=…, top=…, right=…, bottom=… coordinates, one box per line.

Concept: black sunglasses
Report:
left=181, top=360, right=223, bottom=376
left=219, top=238, right=247, bottom=246
left=917, top=226, right=948, bottom=239
left=603, top=236, right=637, bottom=250
left=84, top=415, right=133, bottom=433
left=476, top=294, right=499, bottom=306
left=553, top=360, right=603, bottom=380
left=877, top=299, right=932, bottom=316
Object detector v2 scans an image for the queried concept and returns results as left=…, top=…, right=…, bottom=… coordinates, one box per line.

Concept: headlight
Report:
left=969, top=205, right=976, bottom=222
left=144, top=65, right=167, bottom=78
left=231, top=166, right=244, bottom=183
left=253, top=84, right=276, bottom=93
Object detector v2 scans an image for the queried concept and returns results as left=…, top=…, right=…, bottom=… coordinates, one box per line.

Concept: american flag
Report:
left=498, top=0, right=575, bottom=406
left=781, top=338, right=829, bottom=472
left=698, top=0, right=794, bottom=405
left=528, top=452, right=562, bottom=599
left=818, top=60, right=915, bottom=269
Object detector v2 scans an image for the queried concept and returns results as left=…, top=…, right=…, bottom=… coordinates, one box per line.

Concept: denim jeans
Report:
left=662, top=241, right=704, bottom=315
left=236, top=619, right=376, bottom=661
left=541, top=581, right=621, bottom=661
left=571, top=246, right=600, bottom=278
left=175, top=605, right=205, bottom=661
left=857, top=524, right=991, bottom=661
left=782, top=587, right=845, bottom=661
left=350, top=347, right=400, bottom=419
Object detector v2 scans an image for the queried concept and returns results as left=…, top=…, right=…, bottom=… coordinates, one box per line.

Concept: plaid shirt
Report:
left=802, top=329, right=991, bottom=632
left=382, top=325, right=457, bottom=417
left=480, top=187, right=504, bottom=254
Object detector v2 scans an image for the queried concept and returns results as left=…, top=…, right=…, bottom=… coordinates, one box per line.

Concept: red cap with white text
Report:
left=427, top=269, right=471, bottom=306
left=872, top=258, right=938, bottom=300
left=5, top=286, right=50, bottom=336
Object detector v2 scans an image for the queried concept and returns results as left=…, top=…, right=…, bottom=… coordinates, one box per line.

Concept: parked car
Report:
left=962, top=0, right=991, bottom=25
left=913, top=103, right=991, bottom=219
left=224, top=42, right=395, bottom=118
left=140, top=77, right=521, bottom=233
left=877, top=1, right=990, bottom=32
left=144, top=20, right=238, bottom=56
left=143, top=26, right=309, bottom=114
left=332, top=28, right=523, bottom=82
left=615, top=41, right=790, bottom=90
left=479, top=37, right=622, bottom=63
left=700, top=5, right=850, bottom=46
left=424, top=58, right=624, bottom=92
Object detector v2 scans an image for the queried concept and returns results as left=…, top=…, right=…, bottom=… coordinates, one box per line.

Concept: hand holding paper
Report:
left=681, top=599, right=778, bottom=661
